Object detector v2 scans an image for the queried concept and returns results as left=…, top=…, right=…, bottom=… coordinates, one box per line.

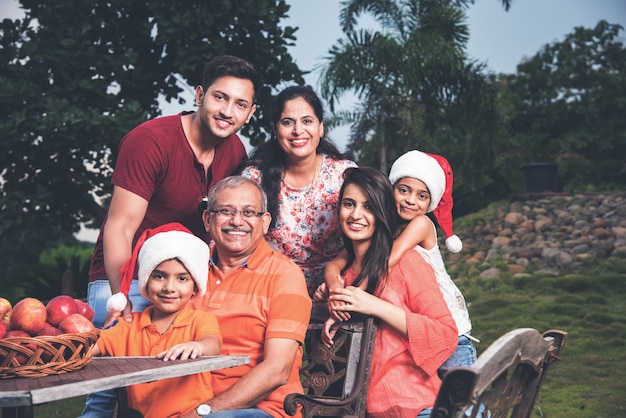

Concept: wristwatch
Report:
left=196, top=404, right=213, bottom=415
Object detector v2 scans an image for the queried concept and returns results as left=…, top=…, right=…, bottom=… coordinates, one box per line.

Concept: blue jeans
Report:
left=417, top=407, right=432, bottom=417
left=81, top=279, right=151, bottom=418
left=205, top=409, right=272, bottom=418
left=441, top=334, right=477, bottom=369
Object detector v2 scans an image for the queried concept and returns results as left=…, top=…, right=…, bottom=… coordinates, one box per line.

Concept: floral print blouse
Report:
left=242, top=155, right=357, bottom=296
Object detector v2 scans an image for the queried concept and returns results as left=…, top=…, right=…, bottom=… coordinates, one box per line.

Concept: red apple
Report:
left=9, top=297, right=47, bottom=335
left=35, top=324, right=64, bottom=362
left=46, top=295, right=78, bottom=326
left=36, top=322, right=64, bottom=337
left=4, top=329, right=30, bottom=339
left=0, top=320, right=6, bottom=339
left=74, top=298, right=95, bottom=322
left=59, top=313, right=96, bottom=334
left=0, top=297, right=12, bottom=320
left=4, top=329, right=37, bottom=364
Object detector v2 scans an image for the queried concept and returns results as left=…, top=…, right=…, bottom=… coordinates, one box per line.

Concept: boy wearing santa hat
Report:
left=90, top=222, right=221, bottom=418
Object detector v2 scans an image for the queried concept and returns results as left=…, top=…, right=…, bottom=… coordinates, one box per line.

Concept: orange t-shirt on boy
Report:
left=96, top=305, right=222, bottom=417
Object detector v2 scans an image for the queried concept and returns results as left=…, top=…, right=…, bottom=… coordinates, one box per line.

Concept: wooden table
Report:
left=0, top=355, right=249, bottom=417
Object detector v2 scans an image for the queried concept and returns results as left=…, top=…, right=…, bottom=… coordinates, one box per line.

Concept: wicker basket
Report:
left=0, top=330, right=100, bottom=378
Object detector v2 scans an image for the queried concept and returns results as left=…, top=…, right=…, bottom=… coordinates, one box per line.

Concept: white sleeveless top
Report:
left=413, top=221, right=472, bottom=336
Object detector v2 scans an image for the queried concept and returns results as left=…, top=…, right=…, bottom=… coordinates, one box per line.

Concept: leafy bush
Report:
left=4, top=244, right=93, bottom=302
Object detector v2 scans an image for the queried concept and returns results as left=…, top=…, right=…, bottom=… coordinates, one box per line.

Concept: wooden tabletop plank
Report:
left=0, top=391, right=31, bottom=407
left=0, top=355, right=249, bottom=407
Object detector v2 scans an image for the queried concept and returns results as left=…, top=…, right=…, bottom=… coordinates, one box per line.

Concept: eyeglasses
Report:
left=209, top=208, right=265, bottom=219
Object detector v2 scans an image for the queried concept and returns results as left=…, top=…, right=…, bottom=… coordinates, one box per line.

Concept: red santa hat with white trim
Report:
left=106, top=222, right=209, bottom=314
left=388, top=150, right=463, bottom=253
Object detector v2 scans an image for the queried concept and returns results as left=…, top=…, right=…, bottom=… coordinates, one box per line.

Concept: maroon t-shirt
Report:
left=88, top=112, right=246, bottom=281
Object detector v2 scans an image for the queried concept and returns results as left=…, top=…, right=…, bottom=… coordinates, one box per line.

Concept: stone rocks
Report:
left=443, top=192, right=626, bottom=276
left=479, top=267, right=500, bottom=279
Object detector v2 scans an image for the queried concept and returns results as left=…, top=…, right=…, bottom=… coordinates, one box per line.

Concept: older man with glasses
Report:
left=188, top=176, right=311, bottom=418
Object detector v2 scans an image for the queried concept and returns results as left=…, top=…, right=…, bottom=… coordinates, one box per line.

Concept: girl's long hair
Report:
left=236, top=85, right=348, bottom=229
left=339, top=167, right=397, bottom=295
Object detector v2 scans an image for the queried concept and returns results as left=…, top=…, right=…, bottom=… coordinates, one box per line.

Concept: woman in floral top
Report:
left=240, top=86, right=356, bottom=297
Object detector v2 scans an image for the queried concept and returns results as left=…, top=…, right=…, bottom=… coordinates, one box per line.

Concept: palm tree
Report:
left=320, top=27, right=406, bottom=171
left=318, top=0, right=512, bottom=171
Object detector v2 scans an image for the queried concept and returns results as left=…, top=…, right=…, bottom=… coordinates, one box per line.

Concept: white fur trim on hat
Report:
left=137, top=230, right=209, bottom=299
left=388, top=150, right=445, bottom=213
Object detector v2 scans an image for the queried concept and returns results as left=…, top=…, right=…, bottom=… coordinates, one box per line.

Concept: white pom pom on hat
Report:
left=106, top=222, right=209, bottom=315
left=388, top=150, right=463, bottom=253
left=106, top=292, right=128, bottom=314
left=444, top=234, right=463, bottom=253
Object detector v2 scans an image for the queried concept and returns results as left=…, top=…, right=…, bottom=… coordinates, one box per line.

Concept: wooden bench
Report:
left=285, top=326, right=566, bottom=418
left=284, top=308, right=377, bottom=418
left=432, top=328, right=567, bottom=418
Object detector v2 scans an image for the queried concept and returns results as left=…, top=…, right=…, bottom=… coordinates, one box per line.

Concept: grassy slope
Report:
left=454, top=258, right=626, bottom=417
left=448, top=197, right=626, bottom=417
left=33, top=204, right=626, bottom=417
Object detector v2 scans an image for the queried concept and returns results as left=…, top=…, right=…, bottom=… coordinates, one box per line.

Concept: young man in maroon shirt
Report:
left=81, top=55, right=259, bottom=418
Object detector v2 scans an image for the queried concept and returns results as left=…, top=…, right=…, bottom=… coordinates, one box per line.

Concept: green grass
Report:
left=452, top=255, right=626, bottom=417
left=34, top=396, right=86, bottom=416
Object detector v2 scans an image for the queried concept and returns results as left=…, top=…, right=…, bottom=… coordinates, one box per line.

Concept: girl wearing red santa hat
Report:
left=387, top=150, right=477, bottom=369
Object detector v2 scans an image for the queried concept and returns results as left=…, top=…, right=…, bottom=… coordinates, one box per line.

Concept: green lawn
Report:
left=34, top=395, right=86, bottom=417
left=453, top=256, right=626, bottom=417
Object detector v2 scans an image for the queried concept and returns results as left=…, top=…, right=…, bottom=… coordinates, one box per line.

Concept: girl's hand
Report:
left=327, top=275, right=351, bottom=321
left=157, top=341, right=203, bottom=361
left=321, top=317, right=341, bottom=348
left=313, top=282, right=328, bottom=301
left=328, top=286, right=377, bottom=316
left=328, top=298, right=351, bottom=321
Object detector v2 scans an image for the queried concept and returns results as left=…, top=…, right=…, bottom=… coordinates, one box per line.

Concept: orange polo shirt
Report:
left=96, top=305, right=221, bottom=418
left=190, top=239, right=311, bottom=418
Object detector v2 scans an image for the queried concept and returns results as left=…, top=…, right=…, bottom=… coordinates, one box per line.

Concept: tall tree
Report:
left=0, top=0, right=304, bottom=239
left=500, top=20, right=626, bottom=191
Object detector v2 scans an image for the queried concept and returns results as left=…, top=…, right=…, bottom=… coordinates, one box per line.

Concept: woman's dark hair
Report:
left=339, top=167, right=397, bottom=295
left=237, top=85, right=349, bottom=229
